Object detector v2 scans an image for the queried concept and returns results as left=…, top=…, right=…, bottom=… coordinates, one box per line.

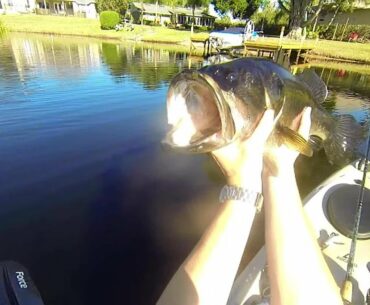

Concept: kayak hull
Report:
left=227, top=160, right=370, bottom=305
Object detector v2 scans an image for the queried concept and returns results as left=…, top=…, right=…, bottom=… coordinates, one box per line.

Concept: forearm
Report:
left=158, top=109, right=273, bottom=305
left=157, top=199, right=256, bottom=305
left=263, top=168, right=342, bottom=305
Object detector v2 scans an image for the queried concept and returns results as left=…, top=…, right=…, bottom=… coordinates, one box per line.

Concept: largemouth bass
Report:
left=163, top=58, right=366, bottom=165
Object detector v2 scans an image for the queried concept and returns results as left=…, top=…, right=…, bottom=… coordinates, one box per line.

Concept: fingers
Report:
left=211, top=142, right=237, bottom=164
left=213, top=109, right=275, bottom=160
left=298, top=107, right=312, bottom=140
left=248, top=109, right=275, bottom=145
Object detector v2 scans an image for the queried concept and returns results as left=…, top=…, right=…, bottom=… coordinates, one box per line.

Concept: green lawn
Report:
left=0, top=20, right=6, bottom=36
left=0, top=14, right=206, bottom=44
left=249, top=37, right=370, bottom=63
left=310, top=39, right=370, bottom=63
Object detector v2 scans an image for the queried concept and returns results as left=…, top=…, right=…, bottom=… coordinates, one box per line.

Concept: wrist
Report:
left=227, top=168, right=263, bottom=191
left=263, top=164, right=295, bottom=180
left=263, top=154, right=296, bottom=176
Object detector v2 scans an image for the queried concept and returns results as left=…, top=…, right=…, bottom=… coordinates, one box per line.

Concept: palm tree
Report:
left=186, top=0, right=208, bottom=35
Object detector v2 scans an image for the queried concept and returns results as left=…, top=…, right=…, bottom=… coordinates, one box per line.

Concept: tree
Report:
left=186, top=0, right=210, bottom=34
left=212, top=0, right=263, bottom=20
left=251, top=1, right=287, bottom=32
left=323, top=0, right=355, bottom=30
left=96, top=0, right=129, bottom=16
left=278, top=0, right=354, bottom=38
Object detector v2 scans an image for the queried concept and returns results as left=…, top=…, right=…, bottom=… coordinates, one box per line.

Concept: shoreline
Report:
left=305, top=54, right=370, bottom=64
left=6, top=29, right=370, bottom=64
left=1, top=15, right=370, bottom=64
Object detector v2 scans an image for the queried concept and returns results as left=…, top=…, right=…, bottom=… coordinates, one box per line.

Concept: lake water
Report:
left=0, top=33, right=369, bottom=305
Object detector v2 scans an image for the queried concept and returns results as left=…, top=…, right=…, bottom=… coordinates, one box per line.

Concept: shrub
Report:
left=100, top=11, right=120, bottom=30
left=197, top=26, right=211, bottom=32
left=258, top=23, right=288, bottom=35
left=143, top=19, right=161, bottom=26
left=317, top=24, right=370, bottom=41
left=214, top=17, right=232, bottom=30
left=307, top=30, right=319, bottom=39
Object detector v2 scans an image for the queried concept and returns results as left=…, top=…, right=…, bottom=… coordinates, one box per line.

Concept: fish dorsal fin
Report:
left=297, top=70, right=328, bottom=103
left=277, top=125, right=313, bottom=157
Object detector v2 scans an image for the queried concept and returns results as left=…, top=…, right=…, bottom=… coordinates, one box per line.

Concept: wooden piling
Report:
left=279, top=26, right=285, bottom=46
left=340, top=18, right=349, bottom=41
left=332, top=23, right=339, bottom=40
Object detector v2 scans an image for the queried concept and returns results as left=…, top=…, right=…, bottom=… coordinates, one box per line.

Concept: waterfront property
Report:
left=171, top=7, right=215, bottom=27
left=317, top=7, right=370, bottom=25
left=316, top=0, right=370, bottom=25
left=130, top=2, right=171, bottom=25
left=130, top=2, right=216, bottom=27
left=0, top=0, right=36, bottom=13
left=0, top=0, right=97, bottom=18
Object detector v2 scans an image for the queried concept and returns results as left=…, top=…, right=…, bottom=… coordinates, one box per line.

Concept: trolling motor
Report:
left=0, top=261, right=45, bottom=305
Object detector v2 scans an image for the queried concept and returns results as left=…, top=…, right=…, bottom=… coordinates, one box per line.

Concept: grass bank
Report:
left=0, top=14, right=208, bottom=44
left=0, top=20, right=6, bottom=36
left=1, top=15, right=369, bottom=62
left=310, top=40, right=370, bottom=63
left=254, top=37, right=370, bottom=63
left=305, top=61, right=370, bottom=75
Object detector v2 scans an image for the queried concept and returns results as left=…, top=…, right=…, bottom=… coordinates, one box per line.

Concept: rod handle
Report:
left=341, top=279, right=352, bottom=304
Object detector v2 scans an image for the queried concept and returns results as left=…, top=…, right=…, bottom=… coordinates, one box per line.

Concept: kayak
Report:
left=227, top=159, right=370, bottom=305
left=0, top=261, right=45, bottom=305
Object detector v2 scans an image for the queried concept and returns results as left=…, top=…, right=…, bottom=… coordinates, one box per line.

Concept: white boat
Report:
left=227, top=159, right=370, bottom=305
left=209, top=20, right=257, bottom=49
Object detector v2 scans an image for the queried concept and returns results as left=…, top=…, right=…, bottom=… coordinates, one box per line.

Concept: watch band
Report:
left=219, top=185, right=263, bottom=213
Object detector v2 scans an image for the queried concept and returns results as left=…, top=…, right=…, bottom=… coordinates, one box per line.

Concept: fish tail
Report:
left=323, top=115, right=368, bottom=165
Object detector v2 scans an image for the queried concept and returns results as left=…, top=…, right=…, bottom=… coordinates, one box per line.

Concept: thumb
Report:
left=248, top=109, right=275, bottom=145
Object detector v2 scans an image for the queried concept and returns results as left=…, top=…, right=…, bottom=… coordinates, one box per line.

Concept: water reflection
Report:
left=0, top=34, right=199, bottom=90
left=317, top=67, right=370, bottom=122
left=101, top=42, right=188, bottom=89
left=319, top=67, right=370, bottom=99
left=0, top=35, right=100, bottom=81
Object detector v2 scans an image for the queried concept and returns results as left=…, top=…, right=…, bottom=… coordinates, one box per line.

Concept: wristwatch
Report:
left=219, top=185, right=263, bottom=213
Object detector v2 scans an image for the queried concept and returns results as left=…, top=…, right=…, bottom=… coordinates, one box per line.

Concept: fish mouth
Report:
left=163, top=71, right=235, bottom=152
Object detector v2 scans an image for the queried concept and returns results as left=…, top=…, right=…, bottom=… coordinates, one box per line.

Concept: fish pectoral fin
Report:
left=278, top=126, right=313, bottom=157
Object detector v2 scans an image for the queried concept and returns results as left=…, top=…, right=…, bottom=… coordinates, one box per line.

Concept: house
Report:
left=0, top=0, right=36, bottom=14
left=171, top=7, right=215, bottom=27
left=36, top=0, right=97, bottom=18
left=130, top=2, right=216, bottom=27
left=130, top=2, right=171, bottom=25
left=0, top=0, right=97, bottom=18
left=316, top=0, right=370, bottom=25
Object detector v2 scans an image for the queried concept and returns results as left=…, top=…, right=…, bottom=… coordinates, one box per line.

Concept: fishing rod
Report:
left=341, top=132, right=370, bottom=305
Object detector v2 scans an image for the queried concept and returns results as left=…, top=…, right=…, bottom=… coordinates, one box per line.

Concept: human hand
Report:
left=263, top=107, right=312, bottom=177
left=211, top=110, right=275, bottom=191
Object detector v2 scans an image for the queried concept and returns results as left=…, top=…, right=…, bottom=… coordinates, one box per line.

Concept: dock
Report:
left=189, top=36, right=211, bottom=57
left=191, top=36, right=315, bottom=67
left=243, top=40, right=314, bottom=66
